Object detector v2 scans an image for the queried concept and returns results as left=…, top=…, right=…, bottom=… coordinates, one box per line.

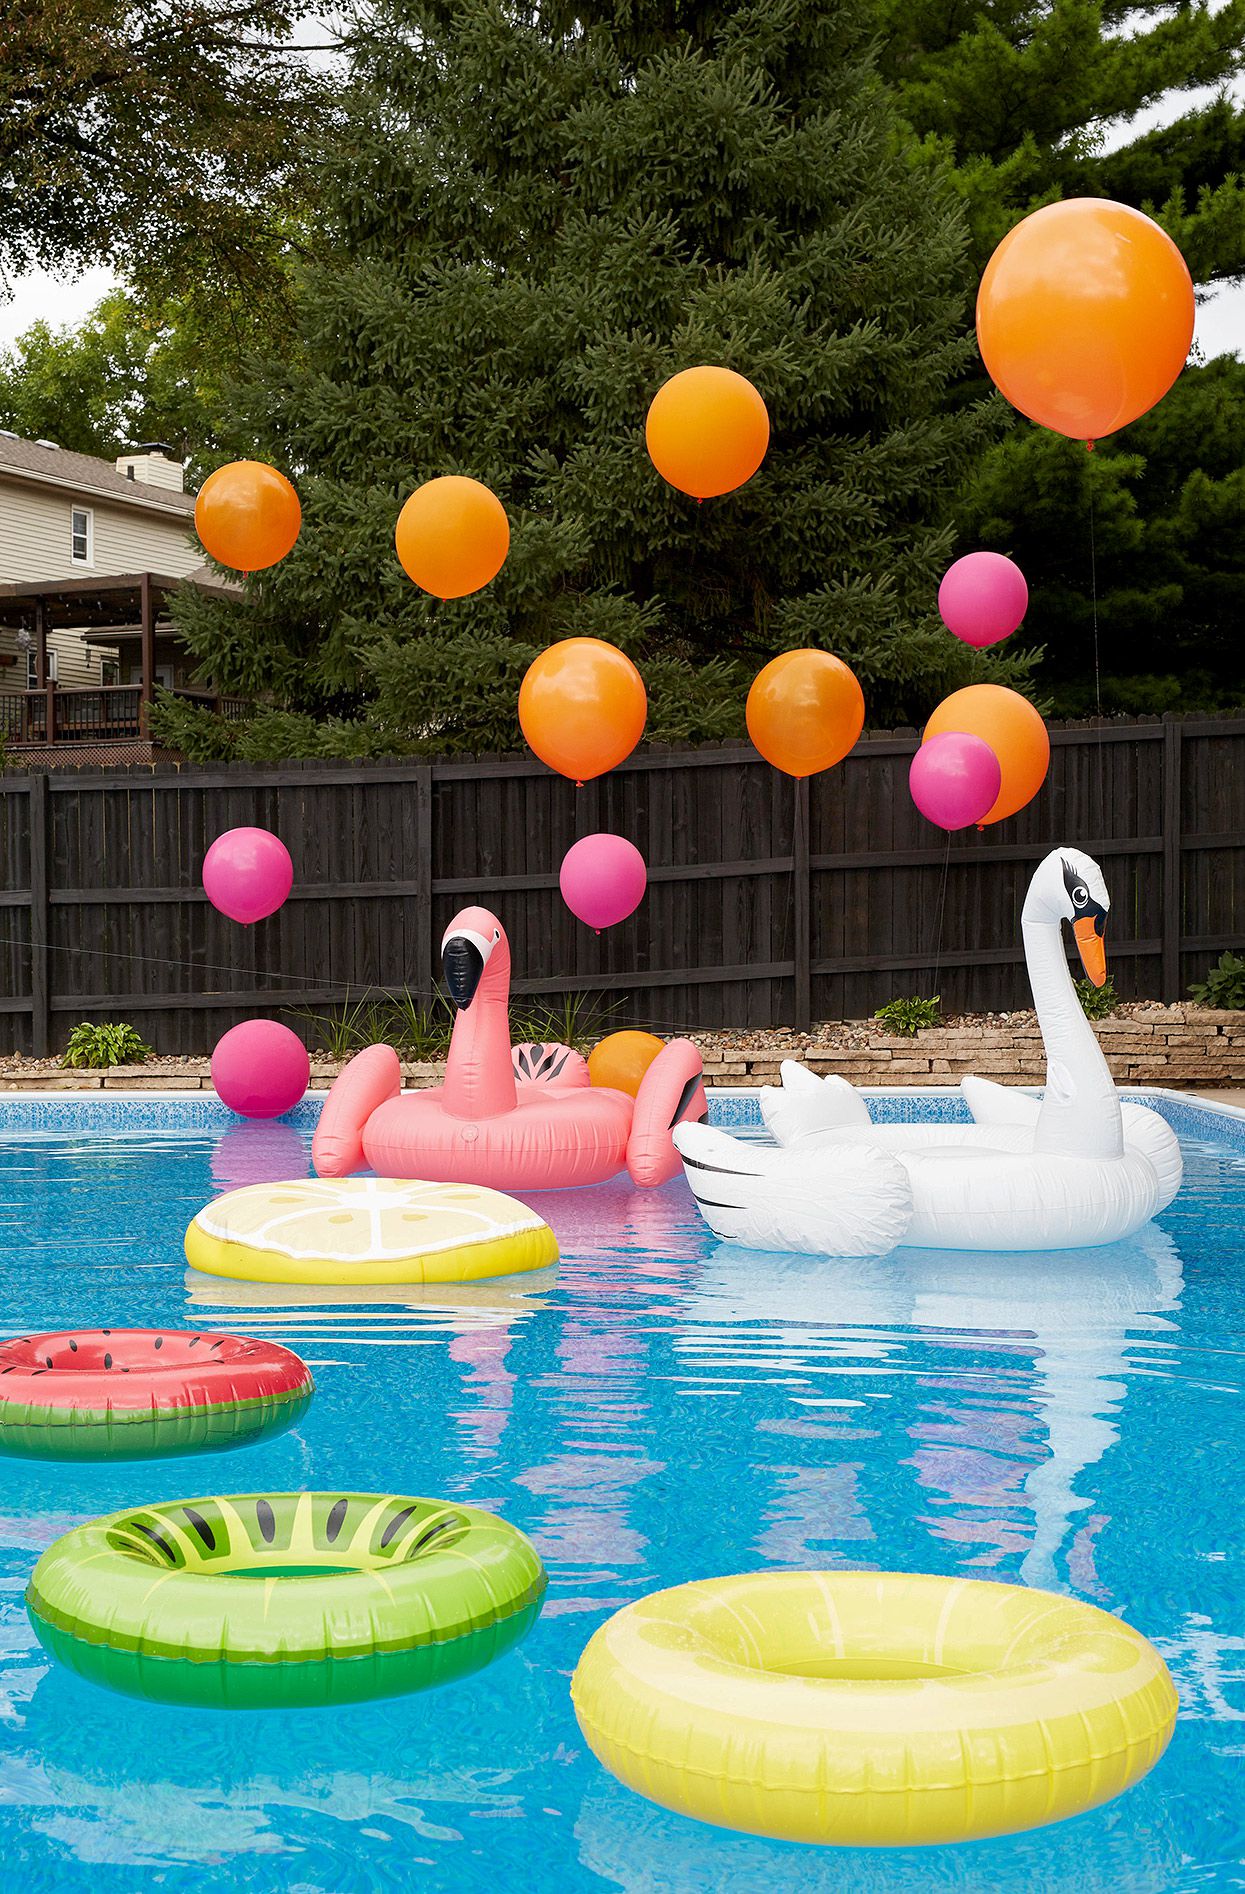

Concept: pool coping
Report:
left=1, top=1083, right=1243, bottom=1146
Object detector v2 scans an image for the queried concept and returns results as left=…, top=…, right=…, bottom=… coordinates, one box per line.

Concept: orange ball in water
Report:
left=923, top=685, right=1049, bottom=825
left=519, top=638, right=647, bottom=783
left=746, top=650, right=865, bottom=779
left=645, top=367, right=770, bottom=500
left=976, top=199, right=1194, bottom=441
left=588, top=1031, right=666, bottom=1098
left=395, top=476, right=510, bottom=599
left=195, top=461, right=301, bottom=573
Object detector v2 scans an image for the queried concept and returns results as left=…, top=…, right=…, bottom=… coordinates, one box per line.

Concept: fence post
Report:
left=1161, top=716, right=1183, bottom=1001
left=792, top=775, right=811, bottom=1031
left=28, top=772, right=50, bottom=1057
left=414, top=764, right=434, bottom=1000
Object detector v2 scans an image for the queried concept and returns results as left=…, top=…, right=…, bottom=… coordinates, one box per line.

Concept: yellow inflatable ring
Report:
left=571, top=1570, right=1177, bottom=1847
left=185, top=1178, right=557, bottom=1285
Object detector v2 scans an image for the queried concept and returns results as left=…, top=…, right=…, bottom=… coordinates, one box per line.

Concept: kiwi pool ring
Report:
left=27, top=1490, right=547, bottom=1709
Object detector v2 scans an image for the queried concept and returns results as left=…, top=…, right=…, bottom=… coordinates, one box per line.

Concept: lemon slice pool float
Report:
left=185, top=1178, right=558, bottom=1285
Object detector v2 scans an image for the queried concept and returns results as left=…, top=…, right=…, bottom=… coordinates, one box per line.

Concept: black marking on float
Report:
left=379, top=1503, right=417, bottom=1549
left=516, top=1046, right=533, bottom=1077
left=687, top=1185, right=745, bottom=1210
left=183, top=1506, right=216, bottom=1551
left=411, top=1516, right=457, bottom=1554
left=256, top=1498, right=276, bottom=1543
left=547, top=1051, right=571, bottom=1080
left=131, top=1522, right=177, bottom=1564
left=325, top=1497, right=349, bottom=1543
left=668, top=1074, right=705, bottom=1130
left=210, top=1338, right=224, bottom=1349
left=680, top=1152, right=750, bottom=1177
left=68, top=1340, right=78, bottom=1352
left=188, top=1336, right=200, bottom=1347
left=0, top=1366, right=14, bottom=1374
left=103, top=1353, right=112, bottom=1369
left=44, top=1356, right=52, bottom=1368
left=153, top=1337, right=163, bottom=1350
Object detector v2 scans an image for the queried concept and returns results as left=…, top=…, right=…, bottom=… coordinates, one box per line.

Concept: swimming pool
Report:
left=0, top=1092, right=1240, bottom=1892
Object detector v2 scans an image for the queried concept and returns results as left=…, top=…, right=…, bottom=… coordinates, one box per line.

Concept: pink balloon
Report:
left=909, top=732, right=1002, bottom=831
left=203, top=827, right=293, bottom=925
left=211, top=1020, right=309, bottom=1119
left=938, top=551, right=1028, bottom=648
left=559, top=833, right=647, bottom=930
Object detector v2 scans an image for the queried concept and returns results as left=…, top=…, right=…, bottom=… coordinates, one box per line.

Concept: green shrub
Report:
left=293, top=988, right=622, bottom=1060
left=61, top=1021, right=153, bottom=1069
left=1075, top=974, right=1121, bottom=1021
left=874, top=995, right=942, bottom=1037
left=1189, top=952, right=1245, bottom=1010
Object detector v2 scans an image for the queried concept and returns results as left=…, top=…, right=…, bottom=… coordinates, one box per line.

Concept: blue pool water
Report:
left=0, top=1094, right=1241, bottom=1893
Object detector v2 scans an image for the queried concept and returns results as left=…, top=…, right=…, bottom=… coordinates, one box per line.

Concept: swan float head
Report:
left=1022, top=848, right=1110, bottom=987
left=442, top=907, right=507, bottom=1009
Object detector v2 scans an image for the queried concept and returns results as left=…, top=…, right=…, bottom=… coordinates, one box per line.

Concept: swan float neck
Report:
left=1022, top=851, right=1122, bottom=1162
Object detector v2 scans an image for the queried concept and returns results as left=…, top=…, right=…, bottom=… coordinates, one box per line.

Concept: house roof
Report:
left=0, top=570, right=241, bottom=631
left=0, top=434, right=197, bottom=517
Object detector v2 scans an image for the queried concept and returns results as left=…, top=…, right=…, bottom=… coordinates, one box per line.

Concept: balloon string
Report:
left=929, top=831, right=952, bottom=1004
left=1088, top=446, right=1102, bottom=722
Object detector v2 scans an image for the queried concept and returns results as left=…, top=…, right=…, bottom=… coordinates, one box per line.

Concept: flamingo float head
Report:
left=1023, top=848, right=1110, bottom=988
left=441, top=907, right=509, bottom=1009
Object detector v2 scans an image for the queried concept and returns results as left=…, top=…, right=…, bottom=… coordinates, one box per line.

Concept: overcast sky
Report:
left=2, top=24, right=1242, bottom=360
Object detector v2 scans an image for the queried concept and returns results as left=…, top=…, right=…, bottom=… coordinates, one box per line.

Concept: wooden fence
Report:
left=0, top=714, right=1242, bottom=1056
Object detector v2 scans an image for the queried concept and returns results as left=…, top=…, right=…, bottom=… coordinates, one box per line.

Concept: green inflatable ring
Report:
left=27, top=1490, right=546, bottom=1709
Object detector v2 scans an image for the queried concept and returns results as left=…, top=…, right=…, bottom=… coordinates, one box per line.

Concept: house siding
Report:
left=0, top=474, right=200, bottom=687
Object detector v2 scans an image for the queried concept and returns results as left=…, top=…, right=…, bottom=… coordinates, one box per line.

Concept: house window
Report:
left=26, top=647, right=58, bottom=688
left=70, top=505, right=93, bottom=564
left=101, top=657, right=121, bottom=687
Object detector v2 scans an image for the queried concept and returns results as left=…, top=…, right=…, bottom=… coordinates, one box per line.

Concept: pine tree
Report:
left=877, top=0, right=1245, bottom=283
left=163, top=0, right=1036, bottom=760
left=874, top=0, right=1245, bottom=715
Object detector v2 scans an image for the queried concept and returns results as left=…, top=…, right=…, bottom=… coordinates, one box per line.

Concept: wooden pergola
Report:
left=0, top=570, right=239, bottom=716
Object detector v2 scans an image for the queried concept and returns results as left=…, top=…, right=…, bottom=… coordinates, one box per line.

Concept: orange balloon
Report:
left=923, top=685, right=1049, bottom=825
left=645, top=366, right=770, bottom=499
left=519, top=638, right=647, bottom=783
left=976, top=199, right=1194, bottom=441
left=395, top=476, right=510, bottom=599
left=746, top=650, right=865, bottom=779
left=194, top=461, right=301, bottom=573
left=588, top=1030, right=665, bottom=1097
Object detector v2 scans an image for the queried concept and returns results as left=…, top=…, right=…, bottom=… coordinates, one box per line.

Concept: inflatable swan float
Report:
left=673, top=848, right=1183, bottom=1254
left=314, top=906, right=707, bottom=1190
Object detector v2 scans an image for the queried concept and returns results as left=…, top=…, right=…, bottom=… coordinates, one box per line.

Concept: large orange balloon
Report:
left=923, top=685, right=1049, bottom=824
left=519, top=638, right=647, bottom=783
left=746, top=650, right=865, bottom=779
left=976, top=199, right=1194, bottom=441
left=195, top=461, right=301, bottom=573
left=645, top=366, right=770, bottom=499
left=588, top=1030, right=665, bottom=1097
left=395, top=476, right=510, bottom=599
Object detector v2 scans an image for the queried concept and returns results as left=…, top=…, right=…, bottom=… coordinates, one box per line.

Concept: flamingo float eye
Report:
left=494, top=929, right=501, bottom=941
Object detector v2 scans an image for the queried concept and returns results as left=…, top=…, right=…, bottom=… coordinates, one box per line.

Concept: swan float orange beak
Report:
left=1073, top=913, right=1107, bottom=988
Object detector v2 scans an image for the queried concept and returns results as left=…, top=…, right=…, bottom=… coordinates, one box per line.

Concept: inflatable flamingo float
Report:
left=313, top=907, right=707, bottom=1190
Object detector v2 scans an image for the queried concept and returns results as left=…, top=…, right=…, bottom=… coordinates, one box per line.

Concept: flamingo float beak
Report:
left=442, top=933, right=486, bottom=1008
left=1073, top=913, right=1107, bottom=988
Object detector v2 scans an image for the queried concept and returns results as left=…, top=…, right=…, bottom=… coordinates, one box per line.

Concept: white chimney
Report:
left=115, top=442, right=184, bottom=492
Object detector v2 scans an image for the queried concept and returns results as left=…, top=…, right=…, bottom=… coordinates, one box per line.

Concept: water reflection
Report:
left=209, top=1122, right=311, bottom=1192
left=679, top=1223, right=1184, bottom=1593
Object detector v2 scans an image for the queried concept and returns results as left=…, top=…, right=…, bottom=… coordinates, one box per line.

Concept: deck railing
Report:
left=0, top=686, right=250, bottom=746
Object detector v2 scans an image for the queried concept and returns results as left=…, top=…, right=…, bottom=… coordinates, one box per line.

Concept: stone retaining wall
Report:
left=697, top=1007, right=1245, bottom=1090
left=0, top=1008, right=1239, bottom=1091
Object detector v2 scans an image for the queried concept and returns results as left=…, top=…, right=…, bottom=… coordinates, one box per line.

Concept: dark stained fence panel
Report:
left=0, top=717, right=1241, bottom=1055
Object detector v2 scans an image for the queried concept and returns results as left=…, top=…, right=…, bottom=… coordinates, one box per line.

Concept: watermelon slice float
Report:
left=0, top=1328, right=313, bottom=1460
